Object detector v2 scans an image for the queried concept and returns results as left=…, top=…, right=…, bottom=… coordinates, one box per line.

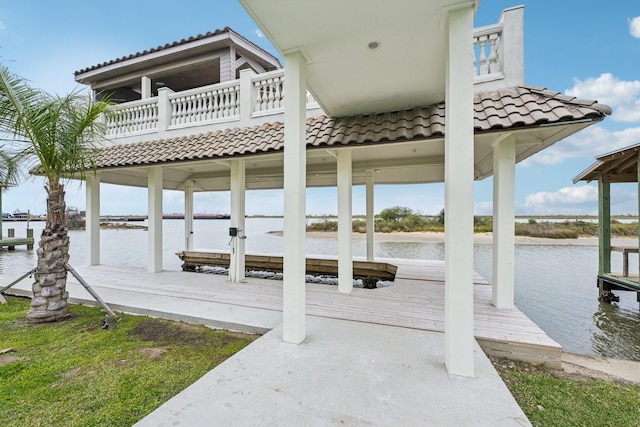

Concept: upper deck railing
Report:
left=103, top=6, right=523, bottom=142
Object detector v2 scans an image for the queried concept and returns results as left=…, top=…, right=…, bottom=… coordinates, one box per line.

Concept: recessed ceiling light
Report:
left=368, top=41, right=381, bottom=50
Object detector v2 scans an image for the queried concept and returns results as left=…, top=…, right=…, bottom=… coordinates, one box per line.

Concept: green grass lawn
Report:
left=0, top=296, right=257, bottom=427
left=3, top=295, right=640, bottom=426
left=491, top=357, right=640, bottom=427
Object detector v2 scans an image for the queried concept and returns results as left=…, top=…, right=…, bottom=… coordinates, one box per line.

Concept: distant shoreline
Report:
left=268, top=230, right=638, bottom=247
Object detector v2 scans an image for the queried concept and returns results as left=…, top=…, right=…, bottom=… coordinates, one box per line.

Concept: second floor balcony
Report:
left=95, top=6, right=523, bottom=144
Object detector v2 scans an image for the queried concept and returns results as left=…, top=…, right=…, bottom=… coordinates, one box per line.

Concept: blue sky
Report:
left=1, top=0, right=639, bottom=216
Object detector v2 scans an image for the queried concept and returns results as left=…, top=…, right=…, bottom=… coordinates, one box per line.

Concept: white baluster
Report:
left=141, top=105, right=148, bottom=131
left=196, top=93, right=204, bottom=122
left=152, top=104, right=157, bottom=129
left=266, top=78, right=274, bottom=110
left=473, top=36, right=479, bottom=77
left=177, top=97, right=185, bottom=125
left=254, top=81, right=262, bottom=112
left=187, top=96, right=193, bottom=123
left=274, top=77, right=282, bottom=109
left=188, top=95, right=195, bottom=124
left=170, top=100, right=177, bottom=126
left=478, top=35, right=489, bottom=75
left=213, top=90, right=220, bottom=119
left=205, top=90, right=213, bottom=120
left=129, top=106, right=135, bottom=132
left=137, top=106, right=144, bottom=132
left=487, top=33, right=500, bottom=74
left=230, top=87, right=238, bottom=116
left=260, top=82, right=268, bottom=111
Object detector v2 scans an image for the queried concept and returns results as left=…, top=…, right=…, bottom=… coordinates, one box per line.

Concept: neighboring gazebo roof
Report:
left=93, top=85, right=611, bottom=170
left=573, top=143, right=640, bottom=184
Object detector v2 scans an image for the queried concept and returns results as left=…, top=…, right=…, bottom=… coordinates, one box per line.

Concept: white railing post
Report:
left=157, top=87, right=174, bottom=134
left=239, top=69, right=257, bottom=126
left=499, top=5, right=524, bottom=86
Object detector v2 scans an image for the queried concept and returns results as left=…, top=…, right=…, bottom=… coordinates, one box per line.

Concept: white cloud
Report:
left=474, top=201, right=493, bottom=215
left=630, top=17, right=640, bottom=38
left=0, top=21, right=5, bottom=31
left=520, top=125, right=640, bottom=167
left=520, top=185, right=598, bottom=215
left=565, top=73, right=640, bottom=123
left=255, top=29, right=265, bottom=38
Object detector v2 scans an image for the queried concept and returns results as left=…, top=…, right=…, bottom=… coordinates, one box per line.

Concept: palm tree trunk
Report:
left=27, top=180, right=70, bottom=322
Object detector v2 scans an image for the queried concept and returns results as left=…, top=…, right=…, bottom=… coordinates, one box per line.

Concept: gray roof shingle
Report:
left=74, top=27, right=281, bottom=76
left=92, top=85, right=611, bottom=169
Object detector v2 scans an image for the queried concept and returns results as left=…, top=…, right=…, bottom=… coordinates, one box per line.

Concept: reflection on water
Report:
left=2, top=218, right=639, bottom=360
left=592, top=302, right=640, bottom=360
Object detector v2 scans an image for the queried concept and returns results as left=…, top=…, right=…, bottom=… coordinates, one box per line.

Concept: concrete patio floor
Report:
left=135, top=317, right=530, bottom=427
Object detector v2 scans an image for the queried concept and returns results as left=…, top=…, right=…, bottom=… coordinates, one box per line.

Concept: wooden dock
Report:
left=0, top=229, right=34, bottom=250
left=1, top=258, right=562, bottom=368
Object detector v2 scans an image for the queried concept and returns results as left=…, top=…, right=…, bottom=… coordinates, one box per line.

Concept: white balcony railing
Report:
left=473, top=23, right=502, bottom=78
left=105, top=98, right=158, bottom=136
left=170, top=81, right=240, bottom=127
left=103, top=6, right=522, bottom=140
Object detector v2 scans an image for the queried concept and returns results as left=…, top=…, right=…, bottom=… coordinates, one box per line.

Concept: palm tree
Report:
left=0, top=65, right=111, bottom=322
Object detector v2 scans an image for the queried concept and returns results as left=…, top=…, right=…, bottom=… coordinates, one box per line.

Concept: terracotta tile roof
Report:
left=92, top=85, right=611, bottom=169
left=474, top=85, right=611, bottom=130
left=74, top=27, right=280, bottom=76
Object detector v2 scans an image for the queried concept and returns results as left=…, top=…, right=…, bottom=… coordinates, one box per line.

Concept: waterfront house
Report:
left=71, top=2, right=610, bottom=376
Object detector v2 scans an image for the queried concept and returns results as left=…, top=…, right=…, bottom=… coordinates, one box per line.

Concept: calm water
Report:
left=2, top=218, right=639, bottom=361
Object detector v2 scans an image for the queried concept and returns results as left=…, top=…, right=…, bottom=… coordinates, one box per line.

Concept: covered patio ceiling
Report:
left=239, top=0, right=479, bottom=117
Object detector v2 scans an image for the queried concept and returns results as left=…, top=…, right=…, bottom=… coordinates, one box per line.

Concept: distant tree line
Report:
left=306, top=206, right=638, bottom=238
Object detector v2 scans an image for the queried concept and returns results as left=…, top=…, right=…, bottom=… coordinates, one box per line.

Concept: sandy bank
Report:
left=298, top=231, right=637, bottom=247
left=561, top=353, right=640, bottom=385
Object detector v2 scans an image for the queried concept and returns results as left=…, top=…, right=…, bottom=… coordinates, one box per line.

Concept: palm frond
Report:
left=0, top=64, right=112, bottom=185
left=0, top=147, right=21, bottom=190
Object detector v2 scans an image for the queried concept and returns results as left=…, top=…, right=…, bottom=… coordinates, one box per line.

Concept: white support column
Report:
left=85, top=173, right=101, bottom=266
left=184, top=180, right=194, bottom=251
left=282, top=50, right=307, bottom=344
left=444, top=4, right=476, bottom=378
left=141, top=76, right=152, bottom=99
left=229, top=159, right=246, bottom=282
left=337, top=149, right=353, bottom=293
left=366, top=170, right=375, bottom=261
left=492, top=134, right=516, bottom=309
left=147, top=167, right=163, bottom=273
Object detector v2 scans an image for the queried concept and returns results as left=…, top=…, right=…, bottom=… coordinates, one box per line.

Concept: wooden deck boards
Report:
left=3, top=259, right=561, bottom=367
